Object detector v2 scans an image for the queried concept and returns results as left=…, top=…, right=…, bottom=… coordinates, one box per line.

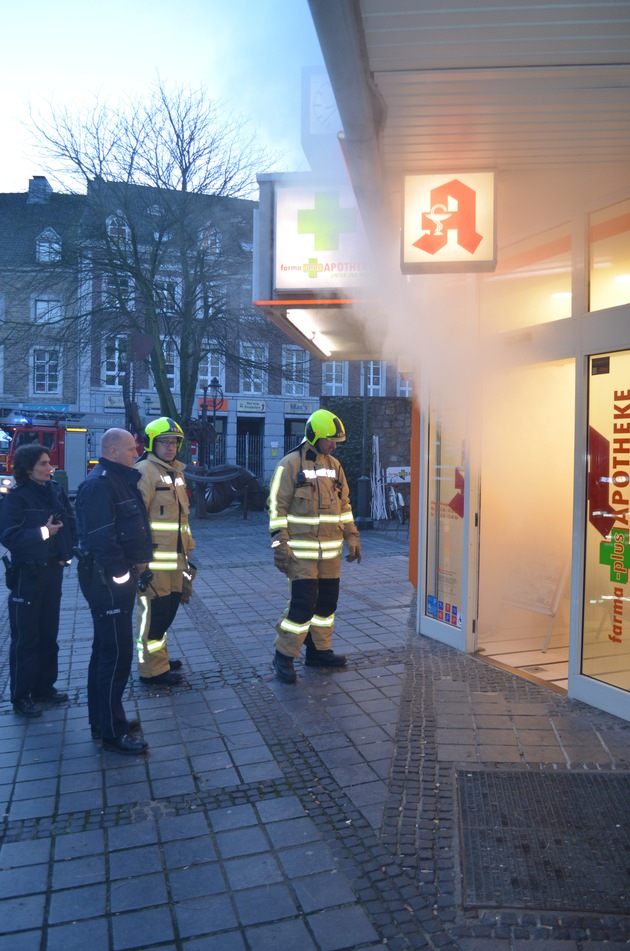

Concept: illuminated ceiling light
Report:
left=551, top=291, right=572, bottom=300
left=614, top=274, right=630, bottom=284
left=312, top=333, right=332, bottom=357
left=286, top=310, right=332, bottom=357
left=286, top=310, right=315, bottom=336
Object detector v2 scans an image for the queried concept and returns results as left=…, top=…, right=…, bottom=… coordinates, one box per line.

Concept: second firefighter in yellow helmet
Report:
left=135, top=417, right=196, bottom=686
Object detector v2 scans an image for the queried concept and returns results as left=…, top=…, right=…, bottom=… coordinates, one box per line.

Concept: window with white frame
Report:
left=196, top=281, right=225, bottom=319
left=397, top=370, right=413, bottom=397
left=240, top=343, right=267, bottom=395
left=282, top=346, right=309, bottom=397
left=198, top=346, right=225, bottom=389
left=103, top=272, right=134, bottom=310
left=31, top=348, right=61, bottom=395
left=155, top=277, right=181, bottom=316
left=199, top=226, right=221, bottom=255
left=103, top=335, right=127, bottom=387
left=106, top=214, right=131, bottom=244
left=33, top=297, right=63, bottom=324
left=239, top=283, right=253, bottom=314
left=157, top=337, right=179, bottom=391
left=321, top=361, right=348, bottom=396
left=360, top=360, right=386, bottom=397
left=36, top=228, right=62, bottom=263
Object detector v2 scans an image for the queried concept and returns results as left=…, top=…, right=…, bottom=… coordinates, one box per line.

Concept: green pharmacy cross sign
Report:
left=297, top=191, right=357, bottom=251
left=599, top=527, right=630, bottom=584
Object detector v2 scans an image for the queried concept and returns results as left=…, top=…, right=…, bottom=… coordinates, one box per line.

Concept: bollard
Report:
left=196, top=482, right=207, bottom=518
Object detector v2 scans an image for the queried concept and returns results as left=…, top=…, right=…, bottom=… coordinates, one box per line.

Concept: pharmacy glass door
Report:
left=420, top=401, right=473, bottom=649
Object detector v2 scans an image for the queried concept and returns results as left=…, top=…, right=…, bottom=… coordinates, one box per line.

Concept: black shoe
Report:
left=139, top=671, right=183, bottom=686
left=13, top=697, right=43, bottom=718
left=102, top=733, right=149, bottom=755
left=91, top=719, right=141, bottom=740
left=273, top=650, right=297, bottom=684
left=305, top=648, right=347, bottom=668
left=169, top=658, right=183, bottom=670
left=33, top=688, right=69, bottom=704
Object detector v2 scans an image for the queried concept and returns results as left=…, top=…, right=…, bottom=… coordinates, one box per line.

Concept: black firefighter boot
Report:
left=304, top=633, right=347, bottom=668
left=273, top=650, right=297, bottom=683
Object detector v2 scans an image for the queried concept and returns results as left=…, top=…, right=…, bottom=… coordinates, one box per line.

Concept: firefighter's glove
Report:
left=272, top=539, right=293, bottom=574
left=345, top=537, right=362, bottom=564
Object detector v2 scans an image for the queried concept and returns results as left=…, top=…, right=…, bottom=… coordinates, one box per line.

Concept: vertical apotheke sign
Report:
left=402, top=171, right=496, bottom=272
left=582, top=350, right=630, bottom=692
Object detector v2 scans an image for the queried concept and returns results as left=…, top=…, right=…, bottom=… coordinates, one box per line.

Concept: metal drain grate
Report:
left=457, top=770, right=630, bottom=912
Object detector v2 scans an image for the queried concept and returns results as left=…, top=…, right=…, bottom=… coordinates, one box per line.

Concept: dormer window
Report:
left=36, top=228, right=61, bottom=263
left=106, top=214, right=131, bottom=244
left=200, top=226, right=221, bottom=255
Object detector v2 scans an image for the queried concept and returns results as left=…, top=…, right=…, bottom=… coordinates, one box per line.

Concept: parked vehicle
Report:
left=0, top=418, right=95, bottom=496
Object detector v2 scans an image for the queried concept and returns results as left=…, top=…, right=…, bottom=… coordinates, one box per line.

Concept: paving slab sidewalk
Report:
left=0, top=509, right=629, bottom=951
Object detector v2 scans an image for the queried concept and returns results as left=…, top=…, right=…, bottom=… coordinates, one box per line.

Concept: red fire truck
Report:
left=0, top=417, right=95, bottom=496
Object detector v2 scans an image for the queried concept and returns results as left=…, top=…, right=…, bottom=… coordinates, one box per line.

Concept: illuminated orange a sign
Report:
left=402, top=171, right=496, bottom=273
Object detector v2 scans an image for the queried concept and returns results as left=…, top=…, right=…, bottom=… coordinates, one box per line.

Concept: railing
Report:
left=236, top=433, right=263, bottom=477
left=208, top=434, right=226, bottom=468
left=284, top=435, right=302, bottom=456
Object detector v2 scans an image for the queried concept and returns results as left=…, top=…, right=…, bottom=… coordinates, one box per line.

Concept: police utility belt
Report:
left=73, top=548, right=153, bottom=591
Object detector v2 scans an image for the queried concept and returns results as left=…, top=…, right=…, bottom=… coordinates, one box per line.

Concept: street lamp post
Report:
left=196, top=383, right=210, bottom=519
left=209, top=376, right=224, bottom=469
left=200, top=384, right=209, bottom=469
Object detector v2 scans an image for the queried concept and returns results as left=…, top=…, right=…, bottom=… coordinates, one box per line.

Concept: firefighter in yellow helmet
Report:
left=134, top=417, right=196, bottom=686
left=268, top=409, right=362, bottom=683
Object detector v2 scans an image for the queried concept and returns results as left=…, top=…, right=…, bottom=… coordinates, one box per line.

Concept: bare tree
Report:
left=19, top=80, right=281, bottom=430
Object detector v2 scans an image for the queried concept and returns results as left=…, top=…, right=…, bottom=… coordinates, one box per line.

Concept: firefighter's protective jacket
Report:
left=134, top=452, right=195, bottom=596
left=268, top=441, right=359, bottom=561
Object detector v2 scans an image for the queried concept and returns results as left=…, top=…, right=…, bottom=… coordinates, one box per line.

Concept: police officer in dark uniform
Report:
left=0, top=445, right=76, bottom=717
left=75, top=428, right=153, bottom=755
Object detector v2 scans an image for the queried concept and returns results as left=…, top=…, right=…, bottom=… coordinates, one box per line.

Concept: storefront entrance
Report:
left=475, top=360, right=575, bottom=689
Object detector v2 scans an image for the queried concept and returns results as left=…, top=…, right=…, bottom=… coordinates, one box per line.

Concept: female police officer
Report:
left=0, top=444, right=76, bottom=717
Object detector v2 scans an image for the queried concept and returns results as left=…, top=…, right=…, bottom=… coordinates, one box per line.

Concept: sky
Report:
left=0, top=0, right=325, bottom=193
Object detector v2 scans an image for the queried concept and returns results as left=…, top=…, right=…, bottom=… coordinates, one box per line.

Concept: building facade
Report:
left=274, top=3, right=630, bottom=722
left=0, top=176, right=410, bottom=487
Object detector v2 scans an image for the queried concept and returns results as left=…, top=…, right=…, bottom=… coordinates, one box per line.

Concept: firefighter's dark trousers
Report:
left=8, top=561, right=63, bottom=703
left=79, top=569, right=136, bottom=741
left=274, top=556, right=341, bottom=658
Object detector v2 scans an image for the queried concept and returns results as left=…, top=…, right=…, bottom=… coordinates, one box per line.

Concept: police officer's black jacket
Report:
left=75, top=458, right=153, bottom=577
left=0, top=478, right=77, bottom=566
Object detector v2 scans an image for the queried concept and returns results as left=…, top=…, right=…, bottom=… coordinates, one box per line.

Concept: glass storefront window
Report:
left=583, top=350, right=630, bottom=691
left=425, top=405, right=465, bottom=630
left=589, top=198, right=630, bottom=312
left=479, top=224, right=571, bottom=334
left=476, top=360, right=575, bottom=683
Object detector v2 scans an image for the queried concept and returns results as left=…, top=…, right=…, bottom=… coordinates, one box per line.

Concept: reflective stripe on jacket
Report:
left=268, top=441, right=358, bottom=560
left=135, top=453, right=195, bottom=596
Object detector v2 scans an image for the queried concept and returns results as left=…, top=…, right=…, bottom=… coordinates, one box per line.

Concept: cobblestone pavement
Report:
left=0, top=508, right=629, bottom=951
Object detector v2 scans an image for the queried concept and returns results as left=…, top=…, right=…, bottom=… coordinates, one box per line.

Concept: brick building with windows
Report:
left=0, top=175, right=410, bottom=489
